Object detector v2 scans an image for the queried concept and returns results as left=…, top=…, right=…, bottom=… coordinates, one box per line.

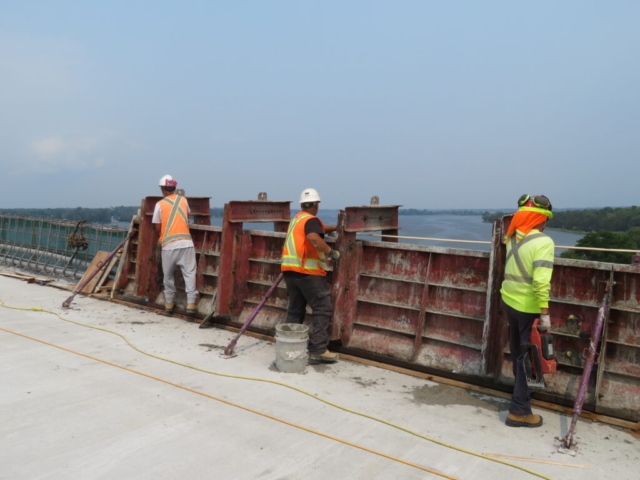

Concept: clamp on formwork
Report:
left=215, top=194, right=291, bottom=323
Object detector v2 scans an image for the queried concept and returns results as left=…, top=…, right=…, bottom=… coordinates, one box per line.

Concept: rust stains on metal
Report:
left=114, top=196, right=640, bottom=422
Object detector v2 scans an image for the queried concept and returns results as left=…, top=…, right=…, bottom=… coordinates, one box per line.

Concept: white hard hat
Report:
left=158, top=175, right=178, bottom=187
left=299, top=188, right=321, bottom=204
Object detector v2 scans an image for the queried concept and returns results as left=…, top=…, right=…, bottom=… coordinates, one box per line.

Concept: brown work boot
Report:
left=186, top=303, right=197, bottom=314
left=165, top=302, right=175, bottom=315
left=506, top=413, right=543, bottom=428
left=309, top=350, right=339, bottom=365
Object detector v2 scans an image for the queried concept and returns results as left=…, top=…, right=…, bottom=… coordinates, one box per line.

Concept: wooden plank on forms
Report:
left=97, top=281, right=115, bottom=291
left=94, top=254, right=119, bottom=293
left=111, top=217, right=137, bottom=299
left=12, top=271, right=54, bottom=283
left=0, top=272, right=34, bottom=281
left=78, top=251, right=111, bottom=294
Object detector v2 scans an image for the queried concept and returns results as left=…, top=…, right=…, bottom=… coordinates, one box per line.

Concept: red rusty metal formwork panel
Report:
left=343, top=205, right=400, bottom=232
left=116, top=218, right=141, bottom=295
left=134, top=197, right=162, bottom=301
left=343, top=205, right=401, bottom=242
left=236, top=229, right=337, bottom=332
left=189, top=225, right=223, bottom=315
left=598, top=265, right=640, bottom=420
left=235, top=231, right=289, bottom=330
left=417, top=249, right=489, bottom=376
left=226, top=200, right=291, bottom=231
left=332, top=205, right=402, bottom=340
left=342, top=239, right=491, bottom=376
left=481, top=217, right=509, bottom=377
left=216, top=199, right=292, bottom=323
left=331, top=209, right=360, bottom=342
left=112, top=197, right=640, bottom=421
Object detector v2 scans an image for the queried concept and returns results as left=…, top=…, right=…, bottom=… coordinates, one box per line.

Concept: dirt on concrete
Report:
left=411, top=384, right=509, bottom=411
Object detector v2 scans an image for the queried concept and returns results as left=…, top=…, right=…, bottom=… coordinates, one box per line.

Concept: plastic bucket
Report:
left=275, top=323, right=309, bottom=373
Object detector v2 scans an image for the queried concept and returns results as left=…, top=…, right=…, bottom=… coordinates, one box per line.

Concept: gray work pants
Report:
left=161, top=247, right=198, bottom=304
left=283, top=272, right=332, bottom=354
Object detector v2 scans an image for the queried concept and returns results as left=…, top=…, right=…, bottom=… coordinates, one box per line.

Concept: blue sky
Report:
left=1, top=1, right=639, bottom=209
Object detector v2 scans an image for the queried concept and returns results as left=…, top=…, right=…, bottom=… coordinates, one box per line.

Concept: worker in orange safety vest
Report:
left=152, top=175, right=198, bottom=315
left=281, top=188, right=340, bottom=364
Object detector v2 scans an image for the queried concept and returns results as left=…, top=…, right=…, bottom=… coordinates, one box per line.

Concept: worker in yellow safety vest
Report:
left=152, top=175, right=198, bottom=315
left=501, top=194, right=554, bottom=428
left=281, top=188, right=340, bottom=364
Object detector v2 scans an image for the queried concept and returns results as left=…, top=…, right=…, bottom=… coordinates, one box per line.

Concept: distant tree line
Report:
left=481, top=207, right=640, bottom=264
left=210, top=207, right=224, bottom=218
left=0, top=205, right=226, bottom=223
left=560, top=229, right=640, bottom=264
left=400, top=209, right=483, bottom=216
left=0, top=207, right=130, bottom=223
left=482, top=211, right=508, bottom=222
left=483, top=206, right=640, bottom=232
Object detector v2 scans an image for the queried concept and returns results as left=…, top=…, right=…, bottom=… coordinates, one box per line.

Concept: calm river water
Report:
left=208, top=212, right=583, bottom=254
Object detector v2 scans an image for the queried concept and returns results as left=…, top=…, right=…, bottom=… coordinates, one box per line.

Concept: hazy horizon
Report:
left=2, top=204, right=637, bottom=213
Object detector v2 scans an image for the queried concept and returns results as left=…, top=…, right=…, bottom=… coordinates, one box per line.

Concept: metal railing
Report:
left=0, top=215, right=128, bottom=279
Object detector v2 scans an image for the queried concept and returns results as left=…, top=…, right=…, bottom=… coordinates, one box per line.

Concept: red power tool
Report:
left=522, top=318, right=557, bottom=389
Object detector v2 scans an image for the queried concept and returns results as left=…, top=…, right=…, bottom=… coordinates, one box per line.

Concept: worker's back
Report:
left=501, top=229, right=554, bottom=314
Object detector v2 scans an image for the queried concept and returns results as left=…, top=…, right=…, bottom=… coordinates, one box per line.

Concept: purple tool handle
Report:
left=224, top=273, right=284, bottom=356
left=562, top=287, right=610, bottom=449
left=573, top=296, right=608, bottom=415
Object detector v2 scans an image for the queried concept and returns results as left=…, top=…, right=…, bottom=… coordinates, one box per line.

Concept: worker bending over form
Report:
left=281, top=188, right=340, bottom=364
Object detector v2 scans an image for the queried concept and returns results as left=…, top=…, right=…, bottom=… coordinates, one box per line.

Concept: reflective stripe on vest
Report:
left=282, top=213, right=311, bottom=266
left=505, top=233, right=546, bottom=284
left=281, top=212, right=325, bottom=274
left=159, top=195, right=192, bottom=247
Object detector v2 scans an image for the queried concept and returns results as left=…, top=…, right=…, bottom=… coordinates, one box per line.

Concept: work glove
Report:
left=538, top=314, right=551, bottom=332
left=325, top=249, right=341, bottom=261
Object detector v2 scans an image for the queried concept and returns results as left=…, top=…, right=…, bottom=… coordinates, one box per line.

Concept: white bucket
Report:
left=275, top=323, right=309, bottom=373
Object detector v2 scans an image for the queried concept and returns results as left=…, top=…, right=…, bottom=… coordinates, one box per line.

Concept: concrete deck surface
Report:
left=0, top=275, right=637, bottom=480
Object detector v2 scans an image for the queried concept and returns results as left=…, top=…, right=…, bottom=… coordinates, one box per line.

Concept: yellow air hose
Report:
left=0, top=298, right=555, bottom=480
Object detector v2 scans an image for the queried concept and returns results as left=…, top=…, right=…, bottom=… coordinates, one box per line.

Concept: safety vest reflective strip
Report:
left=504, top=233, right=549, bottom=284
left=160, top=196, right=192, bottom=247
left=282, top=213, right=309, bottom=261
left=281, top=213, right=322, bottom=270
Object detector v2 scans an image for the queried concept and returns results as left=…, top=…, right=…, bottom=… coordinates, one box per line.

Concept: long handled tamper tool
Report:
left=222, top=273, right=283, bottom=358
left=557, top=282, right=611, bottom=455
